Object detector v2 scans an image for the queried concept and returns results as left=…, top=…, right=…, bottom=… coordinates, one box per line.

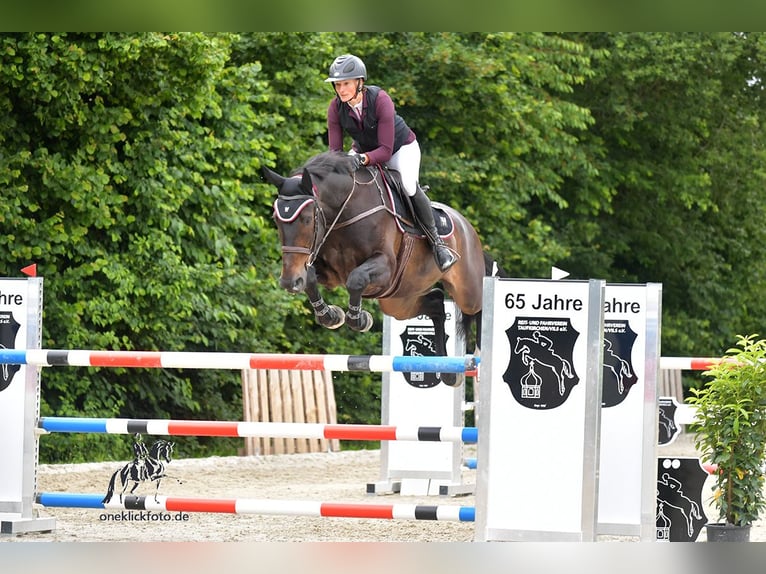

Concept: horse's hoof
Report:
left=318, top=305, right=345, bottom=329
left=440, top=373, right=464, bottom=387
left=346, top=310, right=373, bottom=332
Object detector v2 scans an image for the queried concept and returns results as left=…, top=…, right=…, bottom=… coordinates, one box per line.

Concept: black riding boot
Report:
left=411, top=186, right=458, bottom=272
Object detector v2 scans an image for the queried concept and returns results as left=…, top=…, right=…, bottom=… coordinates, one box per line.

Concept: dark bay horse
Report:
left=262, top=151, right=487, bottom=386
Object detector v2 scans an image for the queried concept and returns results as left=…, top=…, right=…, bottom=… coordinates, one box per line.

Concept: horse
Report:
left=102, top=438, right=174, bottom=504
left=262, top=151, right=488, bottom=386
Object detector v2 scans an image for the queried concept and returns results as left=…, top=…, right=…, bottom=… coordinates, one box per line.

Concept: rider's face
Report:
left=333, top=79, right=362, bottom=104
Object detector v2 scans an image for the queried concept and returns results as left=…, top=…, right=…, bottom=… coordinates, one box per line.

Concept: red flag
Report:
left=20, top=263, right=37, bottom=277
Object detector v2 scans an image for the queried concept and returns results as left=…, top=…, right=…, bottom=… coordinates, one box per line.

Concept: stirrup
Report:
left=434, top=244, right=458, bottom=272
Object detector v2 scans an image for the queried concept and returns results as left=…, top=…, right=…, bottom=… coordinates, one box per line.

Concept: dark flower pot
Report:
left=705, top=522, right=751, bottom=542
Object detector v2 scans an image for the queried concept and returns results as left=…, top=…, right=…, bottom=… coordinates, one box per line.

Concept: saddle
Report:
left=376, top=166, right=454, bottom=239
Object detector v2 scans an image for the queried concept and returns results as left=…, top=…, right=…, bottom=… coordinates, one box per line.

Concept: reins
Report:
left=301, top=168, right=397, bottom=267
left=332, top=170, right=393, bottom=229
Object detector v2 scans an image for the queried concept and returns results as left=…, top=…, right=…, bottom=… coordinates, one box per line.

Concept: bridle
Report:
left=277, top=168, right=395, bottom=268
left=278, top=195, right=326, bottom=268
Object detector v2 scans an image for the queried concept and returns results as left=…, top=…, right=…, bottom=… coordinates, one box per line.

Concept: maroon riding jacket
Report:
left=327, top=85, right=416, bottom=166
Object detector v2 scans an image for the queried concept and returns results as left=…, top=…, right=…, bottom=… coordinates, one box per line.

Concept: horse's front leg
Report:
left=345, top=256, right=392, bottom=332
left=304, top=265, right=345, bottom=329
left=153, top=478, right=163, bottom=502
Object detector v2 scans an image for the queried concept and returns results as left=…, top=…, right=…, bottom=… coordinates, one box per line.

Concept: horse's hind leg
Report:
left=419, top=288, right=447, bottom=353
left=419, top=288, right=462, bottom=387
left=305, top=267, right=345, bottom=329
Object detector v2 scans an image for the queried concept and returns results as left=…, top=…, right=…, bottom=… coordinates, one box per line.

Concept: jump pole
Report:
left=0, top=349, right=477, bottom=374
left=37, top=417, right=478, bottom=443
left=36, top=492, right=475, bottom=522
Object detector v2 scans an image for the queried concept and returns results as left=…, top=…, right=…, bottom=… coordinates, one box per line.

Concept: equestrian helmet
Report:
left=325, top=54, right=367, bottom=82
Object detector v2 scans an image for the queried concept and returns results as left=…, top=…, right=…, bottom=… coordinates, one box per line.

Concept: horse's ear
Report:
left=301, top=169, right=315, bottom=194
left=261, top=165, right=285, bottom=187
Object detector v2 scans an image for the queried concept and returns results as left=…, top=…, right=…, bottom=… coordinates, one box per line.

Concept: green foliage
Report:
left=558, top=33, right=766, bottom=359
left=0, top=32, right=306, bottom=461
left=688, top=335, right=766, bottom=526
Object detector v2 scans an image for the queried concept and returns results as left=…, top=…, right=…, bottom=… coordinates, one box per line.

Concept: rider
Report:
left=131, top=433, right=148, bottom=461
left=325, top=54, right=458, bottom=272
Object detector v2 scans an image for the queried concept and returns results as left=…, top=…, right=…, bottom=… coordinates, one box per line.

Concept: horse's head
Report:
left=263, top=166, right=320, bottom=293
left=151, top=439, right=174, bottom=463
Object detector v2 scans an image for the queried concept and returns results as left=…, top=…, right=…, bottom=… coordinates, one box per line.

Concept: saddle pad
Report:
left=390, top=190, right=455, bottom=238
left=378, top=167, right=454, bottom=238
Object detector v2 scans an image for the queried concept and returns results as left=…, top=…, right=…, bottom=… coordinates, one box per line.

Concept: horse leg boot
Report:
left=305, top=267, right=345, bottom=329
left=410, top=186, right=458, bottom=272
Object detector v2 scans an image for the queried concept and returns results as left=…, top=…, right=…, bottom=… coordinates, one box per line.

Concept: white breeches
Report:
left=386, top=140, right=421, bottom=197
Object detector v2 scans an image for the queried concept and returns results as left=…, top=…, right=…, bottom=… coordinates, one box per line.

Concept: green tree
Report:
left=559, top=32, right=766, bottom=358
left=0, top=32, right=302, bottom=460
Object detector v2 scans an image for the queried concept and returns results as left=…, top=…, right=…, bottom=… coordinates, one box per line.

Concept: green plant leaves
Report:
left=689, top=334, right=766, bottom=525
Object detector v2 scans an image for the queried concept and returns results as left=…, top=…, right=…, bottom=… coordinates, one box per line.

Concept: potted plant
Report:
left=687, top=334, right=766, bottom=541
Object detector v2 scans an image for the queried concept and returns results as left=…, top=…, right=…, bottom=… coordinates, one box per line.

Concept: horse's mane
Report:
left=290, top=151, right=351, bottom=179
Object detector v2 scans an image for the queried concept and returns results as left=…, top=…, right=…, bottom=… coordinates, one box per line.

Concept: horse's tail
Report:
left=455, top=305, right=479, bottom=354
left=102, top=468, right=120, bottom=504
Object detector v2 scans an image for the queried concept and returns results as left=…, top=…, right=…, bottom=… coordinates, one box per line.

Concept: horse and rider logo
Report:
left=601, top=320, right=639, bottom=407
left=656, top=458, right=707, bottom=541
left=0, top=311, right=21, bottom=393
left=102, top=434, right=175, bottom=504
left=399, top=324, right=442, bottom=388
left=504, top=317, right=580, bottom=409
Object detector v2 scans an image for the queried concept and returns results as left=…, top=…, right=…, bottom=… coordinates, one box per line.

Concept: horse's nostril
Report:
left=280, top=276, right=304, bottom=293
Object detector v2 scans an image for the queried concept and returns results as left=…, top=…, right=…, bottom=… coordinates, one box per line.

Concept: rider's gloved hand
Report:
left=348, top=151, right=366, bottom=172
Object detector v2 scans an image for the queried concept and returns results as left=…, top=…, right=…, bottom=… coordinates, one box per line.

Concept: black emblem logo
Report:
left=503, top=317, right=579, bottom=409
left=601, top=320, right=638, bottom=407
left=658, top=397, right=681, bottom=446
left=0, top=311, right=21, bottom=393
left=399, top=324, right=441, bottom=389
left=656, top=457, right=707, bottom=541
